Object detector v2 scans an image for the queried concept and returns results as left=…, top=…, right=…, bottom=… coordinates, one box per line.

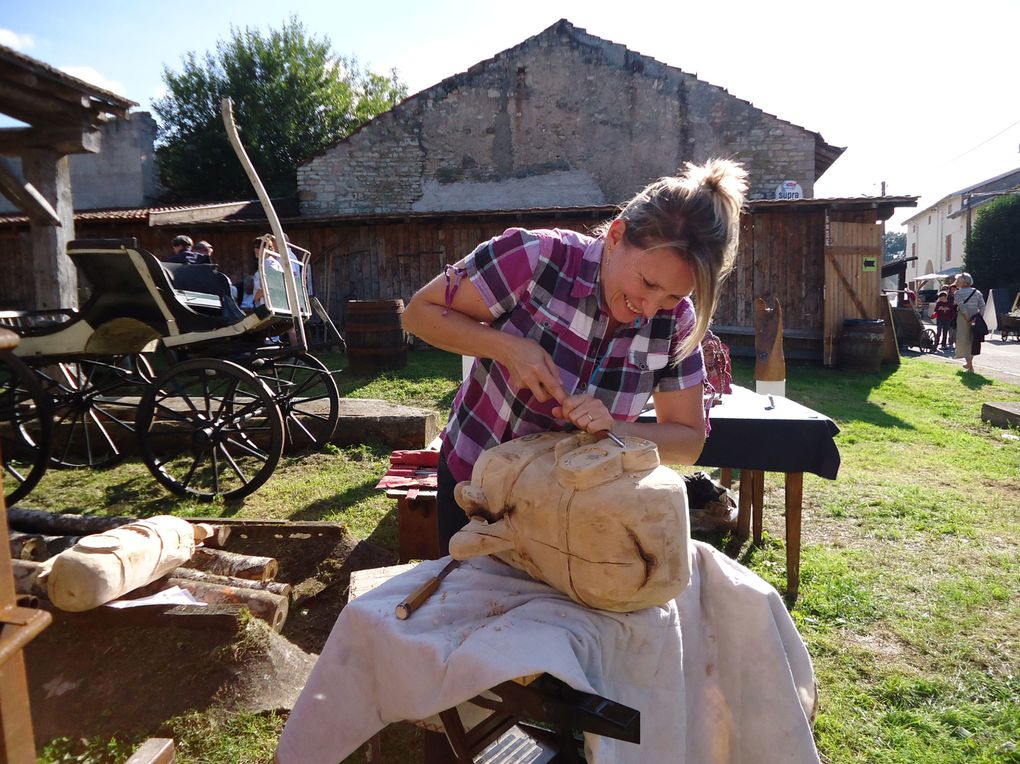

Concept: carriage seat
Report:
left=66, top=238, right=257, bottom=336
left=161, top=263, right=245, bottom=324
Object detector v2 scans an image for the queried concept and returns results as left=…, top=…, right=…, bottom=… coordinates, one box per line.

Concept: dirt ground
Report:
left=24, top=521, right=396, bottom=746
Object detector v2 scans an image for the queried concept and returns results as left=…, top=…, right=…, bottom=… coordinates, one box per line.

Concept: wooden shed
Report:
left=0, top=195, right=915, bottom=366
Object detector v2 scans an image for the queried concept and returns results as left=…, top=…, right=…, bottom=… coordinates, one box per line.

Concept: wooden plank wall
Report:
left=0, top=205, right=870, bottom=365
left=714, top=209, right=827, bottom=336
left=822, top=213, right=883, bottom=365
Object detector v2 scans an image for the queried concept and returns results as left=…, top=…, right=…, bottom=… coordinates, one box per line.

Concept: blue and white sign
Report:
left=775, top=180, right=804, bottom=200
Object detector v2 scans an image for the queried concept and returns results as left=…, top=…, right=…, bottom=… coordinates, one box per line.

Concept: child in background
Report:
left=933, top=290, right=955, bottom=351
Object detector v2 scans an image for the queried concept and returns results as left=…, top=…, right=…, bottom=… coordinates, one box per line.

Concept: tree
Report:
left=965, top=192, right=1020, bottom=291
left=153, top=18, right=406, bottom=201
left=882, top=231, right=906, bottom=259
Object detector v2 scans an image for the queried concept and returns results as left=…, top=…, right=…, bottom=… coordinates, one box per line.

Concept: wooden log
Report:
left=167, top=578, right=288, bottom=631
left=169, top=567, right=292, bottom=599
left=45, top=603, right=245, bottom=634
left=8, top=509, right=229, bottom=550
left=38, top=534, right=82, bottom=557
left=9, top=531, right=46, bottom=561
left=7, top=507, right=134, bottom=535
left=11, top=559, right=48, bottom=598
left=124, top=738, right=175, bottom=764
left=181, top=547, right=278, bottom=582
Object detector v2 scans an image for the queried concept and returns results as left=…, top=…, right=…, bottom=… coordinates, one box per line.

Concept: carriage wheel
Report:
left=254, top=352, right=340, bottom=452
left=0, top=352, right=53, bottom=506
left=921, top=329, right=937, bottom=353
left=33, top=355, right=154, bottom=469
left=137, top=359, right=284, bottom=501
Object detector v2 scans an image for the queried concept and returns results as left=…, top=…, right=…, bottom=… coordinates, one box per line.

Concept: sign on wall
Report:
left=775, top=180, right=804, bottom=200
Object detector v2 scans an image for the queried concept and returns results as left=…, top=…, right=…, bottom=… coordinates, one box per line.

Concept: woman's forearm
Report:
left=402, top=298, right=511, bottom=361
left=613, top=419, right=706, bottom=465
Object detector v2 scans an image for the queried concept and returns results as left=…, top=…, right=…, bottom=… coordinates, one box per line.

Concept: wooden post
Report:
left=21, top=148, right=77, bottom=311
left=736, top=471, right=752, bottom=542
left=0, top=327, right=50, bottom=764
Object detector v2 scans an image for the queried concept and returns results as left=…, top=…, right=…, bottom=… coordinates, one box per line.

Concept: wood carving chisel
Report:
left=395, top=559, right=460, bottom=620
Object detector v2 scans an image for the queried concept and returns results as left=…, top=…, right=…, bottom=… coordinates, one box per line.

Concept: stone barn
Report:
left=299, top=19, right=843, bottom=217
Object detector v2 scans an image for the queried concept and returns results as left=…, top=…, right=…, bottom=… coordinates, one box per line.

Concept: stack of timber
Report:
left=7, top=508, right=290, bottom=632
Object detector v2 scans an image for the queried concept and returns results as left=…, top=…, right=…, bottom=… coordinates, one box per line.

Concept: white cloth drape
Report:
left=277, top=541, right=820, bottom=764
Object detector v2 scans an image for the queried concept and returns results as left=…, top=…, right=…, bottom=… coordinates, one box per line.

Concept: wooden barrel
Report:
left=839, top=319, right=885, bottom=372
left=345, top=299, right=408, bottom=376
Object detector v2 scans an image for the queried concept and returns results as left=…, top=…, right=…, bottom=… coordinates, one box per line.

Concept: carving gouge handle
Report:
left=395, top=559, right=460, bottom=620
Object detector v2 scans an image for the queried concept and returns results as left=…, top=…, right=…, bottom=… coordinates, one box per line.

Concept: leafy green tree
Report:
left=965, top=193, right=1020, bottom=291
left=153, top=17, right=406, bottom=201
left=882, top=231, right=906, bottom=259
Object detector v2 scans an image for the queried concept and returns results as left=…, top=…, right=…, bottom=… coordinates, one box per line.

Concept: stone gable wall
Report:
left=299, top=25, right=820, bottom=216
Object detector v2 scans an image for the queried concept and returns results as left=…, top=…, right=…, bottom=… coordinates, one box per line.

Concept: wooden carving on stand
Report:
left=754, top=297, right=786, bottom=397
left=449, top=432, right=691, bottom=612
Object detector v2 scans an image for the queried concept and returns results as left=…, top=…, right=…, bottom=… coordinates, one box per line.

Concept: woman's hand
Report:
left=499, top=336, right=568, bottom=403
left=554, top=393, right=613, bottom=434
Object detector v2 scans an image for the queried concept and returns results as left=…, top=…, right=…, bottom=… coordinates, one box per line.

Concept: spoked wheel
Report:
left=0, top=351, right=53, bottom=506
left=253, top=352, right=340, bottom=452
left=32, top=355, right=155, bottom=469
left=921, top=329, right=937, bottom=353
left=137, top=359, right=284, bottom=501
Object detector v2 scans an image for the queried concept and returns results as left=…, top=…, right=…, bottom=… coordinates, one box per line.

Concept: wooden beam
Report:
left=22, top=148, right=78, bottom=310
left=0, top=126, right=102, bottom=155
left=0, top=157, right=61, bottom=225
left=0, top=80, right=95, bottom=126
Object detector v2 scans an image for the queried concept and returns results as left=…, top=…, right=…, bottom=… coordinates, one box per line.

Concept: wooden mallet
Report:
left=395, top=559, right=460, bottom=620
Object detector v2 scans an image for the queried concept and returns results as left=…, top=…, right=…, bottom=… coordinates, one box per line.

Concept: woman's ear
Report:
left=607, top=219, right=627, bottom=251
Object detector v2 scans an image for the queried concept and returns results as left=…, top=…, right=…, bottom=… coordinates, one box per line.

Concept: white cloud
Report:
left=0, top=28, right=35, bottom=51
left=58, top=66, right=126, bottom=97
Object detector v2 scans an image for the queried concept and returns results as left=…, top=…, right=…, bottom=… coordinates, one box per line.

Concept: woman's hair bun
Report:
left=680, top=158, right=748, bottom=201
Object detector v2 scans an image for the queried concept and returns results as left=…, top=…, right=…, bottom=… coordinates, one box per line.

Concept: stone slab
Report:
left=334, top=398, right=440, bottom=450
left=981, top=401, right=1020, bottom=429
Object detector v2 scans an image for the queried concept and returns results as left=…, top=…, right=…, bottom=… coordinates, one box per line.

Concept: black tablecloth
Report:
left=638, top=385, right=841, bottom=480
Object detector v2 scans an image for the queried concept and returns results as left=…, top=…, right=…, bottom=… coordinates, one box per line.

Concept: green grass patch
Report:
left=22, top=351, right=1020, bottom=763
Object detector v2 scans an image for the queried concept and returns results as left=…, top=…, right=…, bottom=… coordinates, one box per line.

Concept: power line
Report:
left=949, top=117, right=1020, bottom=162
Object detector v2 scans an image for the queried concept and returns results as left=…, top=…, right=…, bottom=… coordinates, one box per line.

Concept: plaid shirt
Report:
left=441, top=228, right=705, bottom=482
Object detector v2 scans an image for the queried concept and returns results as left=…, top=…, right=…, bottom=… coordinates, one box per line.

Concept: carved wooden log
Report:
left=450, top=432, right=691, bottom=612
left=9, top=530, right=46, bottom=561
left=181, top=547, right=278, bottom=582
left=169, top=566, right=291, bottom=598
left=754, top=297, right=786, bottom=382
left=47, top=516, right=202, bottom=612
left=12, top=559, right=49, bottom=598
left=167, top=578, right=288, bottom=631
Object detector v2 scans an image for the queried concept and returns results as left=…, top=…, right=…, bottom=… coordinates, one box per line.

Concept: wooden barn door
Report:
left=823, top=217, right=883, bottom=365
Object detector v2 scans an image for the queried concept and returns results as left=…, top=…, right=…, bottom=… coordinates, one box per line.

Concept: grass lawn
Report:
left=30, top=350, right=1020, bottom=764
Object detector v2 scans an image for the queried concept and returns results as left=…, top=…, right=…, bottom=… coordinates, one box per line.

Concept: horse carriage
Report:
left=0, top=234, right=341, bottom=507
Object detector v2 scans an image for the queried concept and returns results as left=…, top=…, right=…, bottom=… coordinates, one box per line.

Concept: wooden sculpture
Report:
left=449, top=432, right=691, bottom=612
left=754, top=297, right=786, bottom=396
left=47, top=516, right=212, bottom=611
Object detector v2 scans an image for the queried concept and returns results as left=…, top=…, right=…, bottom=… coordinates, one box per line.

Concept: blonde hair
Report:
left=597, top=158, right=747, bottom=357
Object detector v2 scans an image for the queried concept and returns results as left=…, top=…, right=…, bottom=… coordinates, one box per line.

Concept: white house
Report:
left=904, top=166, right=1020, bottom=290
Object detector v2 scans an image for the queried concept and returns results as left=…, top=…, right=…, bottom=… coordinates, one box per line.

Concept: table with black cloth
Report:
left=639, top=385, right=841, bottom=597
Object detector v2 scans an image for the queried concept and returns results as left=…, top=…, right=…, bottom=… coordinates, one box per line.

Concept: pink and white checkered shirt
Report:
left=441, top=228, right=705, bottom=482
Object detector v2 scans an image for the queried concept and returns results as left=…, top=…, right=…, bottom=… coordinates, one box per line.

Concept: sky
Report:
left=3, top=0, right=1019, bottom=229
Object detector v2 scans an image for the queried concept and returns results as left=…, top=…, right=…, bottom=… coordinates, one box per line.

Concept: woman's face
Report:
left=602, top=220, right=695, bottom=323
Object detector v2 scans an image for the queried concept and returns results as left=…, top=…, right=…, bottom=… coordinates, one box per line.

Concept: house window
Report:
left=948, top=202, right=953, bottom=213
left=911, top=242, right=916, bottom=258
left=946, top=234, right=952, bottom=262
